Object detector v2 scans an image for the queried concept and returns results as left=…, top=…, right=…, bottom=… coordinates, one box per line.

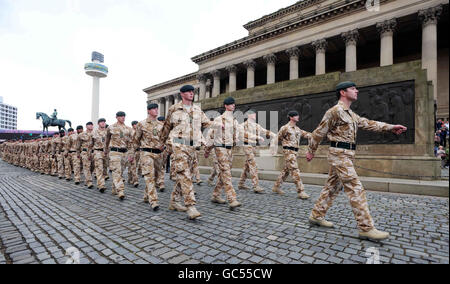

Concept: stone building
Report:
left=144, top=0, right=449, bottom=179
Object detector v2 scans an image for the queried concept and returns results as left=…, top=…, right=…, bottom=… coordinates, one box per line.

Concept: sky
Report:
left=0, top=0, right=296, bottom=130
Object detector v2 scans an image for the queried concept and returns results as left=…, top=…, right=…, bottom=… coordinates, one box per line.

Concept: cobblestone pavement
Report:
left=0, top=160, right=448, bottom=264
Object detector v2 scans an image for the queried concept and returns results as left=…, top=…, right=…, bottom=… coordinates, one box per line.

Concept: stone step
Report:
left=199, top=166, right=449, bottom=198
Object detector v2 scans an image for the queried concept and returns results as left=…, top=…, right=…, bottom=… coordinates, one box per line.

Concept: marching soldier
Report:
left=105, top=111, right=133, bottom=200
left=92, top=118, right=108, bottom=192
left=272, top=111, right=311, bottom=200
left=55, top=130, right=65, bottom=179
left=154, top=117, right=166, bottom=192
left=62, top=128, right=73, bottom=181
left=78, top=123, right=95, bottom=189
left=205, top=97, right=263, bottom=209
left=133, top=103, right=163, bottom=211
left=206, top=123, right=219, bottom=187
left=160, top=85, right=214, bottom=220
left=50, top=132, right=60, bottom=177
left=67, top=127, right=82, bottom=184
left=306, top=81, right=407, bottom=241
left=238, top=109, right=276, bottom=193
left=127, top=121, right=140, bottom=188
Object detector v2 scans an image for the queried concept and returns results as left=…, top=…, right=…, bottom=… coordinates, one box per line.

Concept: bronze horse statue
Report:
left=36, top=112, right=72, bottom=136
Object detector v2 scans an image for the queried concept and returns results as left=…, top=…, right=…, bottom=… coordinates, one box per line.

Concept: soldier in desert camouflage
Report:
left=272, top=110, right=311, bottom=200
left=306, top=81, right=407, bottom=241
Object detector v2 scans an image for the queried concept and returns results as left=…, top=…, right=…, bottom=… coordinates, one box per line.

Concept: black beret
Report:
left=98, top=118, right=106, bottom=124
left=336, top=81, right=356, bottom=92
left=157, top=116, right=165, bottom=121
left=68, top=128, right=74, bottom=132
left=86, top=122, right=93, bottom=126
left=288, top=111, right=299, bottom=118
left=223, top=97, right=235, bottom=106
left=147, top=103, right=158, bottom=110
left=131, top=121, right=139, bottom=126
left=76, top=125, right=83, bottom=130
left=116, top=111, right=126, bottom=117
left=180, top=85, right=195, bottom=93
left=59, top=130, right=65, bottom=134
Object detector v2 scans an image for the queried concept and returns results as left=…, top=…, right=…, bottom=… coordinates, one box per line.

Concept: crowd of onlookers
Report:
left=435, top=119, right=449, bottom=169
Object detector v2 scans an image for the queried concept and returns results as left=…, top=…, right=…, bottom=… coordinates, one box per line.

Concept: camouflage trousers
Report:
left=170, top=154, right=176, bottom=180
left=56, top=154, right=65, bottom=178
left=140, top=152, right=160, bottom=205
left=80, top=151, right=93, bottom=186
left=239, top=146, right=259, bottom=187
left=93, top=150, right=107, bottom=189
left=135, top=151, right=141, bottom=176
left=170, top=144, right=197, bottom=207
left=39, top=154, right=51, bottom=174
left=192, top=151, right=201, bottom=183
left=208, top=150, right=219, bottom=182
left=213, top=147, right=237, bottom=203
left=274, top=149, right=305, bottom=193
left=70, top=153, right=82, bottom=182
left=154, top=153, right=165, bottom=189
left=311, top=148, right=374, bottom=232
left=126, top=152, right=138, bottom=185
left=109, top=151, right=127, bottom=197
left=50, top=156, right=57, bottom=176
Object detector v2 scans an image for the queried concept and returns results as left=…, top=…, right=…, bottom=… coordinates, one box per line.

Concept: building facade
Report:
left=143, top=0, right=449, bottom=179
left=0, top=97, right=18, bottom=130
left=145, top=0, right=449, bottom=119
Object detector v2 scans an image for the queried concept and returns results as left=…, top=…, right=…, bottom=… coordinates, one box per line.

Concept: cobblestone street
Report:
left=0, top=160, right=448, bottom=264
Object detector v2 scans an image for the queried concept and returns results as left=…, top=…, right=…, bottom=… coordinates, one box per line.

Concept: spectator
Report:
left=435, top=131, right=441, bottom=147
left=436, top=146, right=446, bottom=169
left=445, top=120, right=449, bottom=130
left=436, top=119, right=443, bottom=131
left=445, top=148, right=450, bottom=169
left=440, top=127, right=447, bottom=147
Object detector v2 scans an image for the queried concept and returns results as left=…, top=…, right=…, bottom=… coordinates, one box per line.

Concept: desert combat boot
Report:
left=359, top=229, right=390, bottom=241
left=309, top=216, right=334, bottom=228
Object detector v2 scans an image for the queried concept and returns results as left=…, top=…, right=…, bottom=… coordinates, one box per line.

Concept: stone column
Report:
left=419, top=5, right=442, bottom=100
left=197, top=74, right=207, bottom=100
left=211, top=70, right=221, bottom=97
left=312, top=39, right=327, bottom=75
left=164, top=96, right=170, bottom=117
left=226, top=65, right=237, bottom=93
left=263, top=54, right=277, bottom=84
left=377, top=19, right=397, bottom=67
left=174, top=94, right=181, bottom=105
left=158, top=98, right=165, bottom=117
left=205, top=79, right=212, bottom=98
left=341, top=30, right=359, bottom=72
left=286, top=47, right=300, bottom=80
left=244, top=60, right=256, bottom=89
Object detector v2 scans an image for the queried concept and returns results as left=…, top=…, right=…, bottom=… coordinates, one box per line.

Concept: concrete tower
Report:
left=85, top=52, right=108, bottom=124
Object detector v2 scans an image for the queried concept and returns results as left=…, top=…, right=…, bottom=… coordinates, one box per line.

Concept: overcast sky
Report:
left=0, top=0, right=296, bottom=130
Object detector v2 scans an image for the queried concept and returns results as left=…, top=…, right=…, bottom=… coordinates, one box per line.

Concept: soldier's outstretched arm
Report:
left=105, top=128, right=111, bottom=153
left=132, top=123, right=142, bottom=151
left=356, top=114, right=407, bottom=135
left=159, top=109, right=174, bottom=145
left=308, top=110, right=336, bottom=157
left=356, top=114, right=394, bottom=133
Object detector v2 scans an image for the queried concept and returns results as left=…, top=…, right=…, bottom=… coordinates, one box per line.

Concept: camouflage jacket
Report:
left=308, top=100, right=394, bottom=154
